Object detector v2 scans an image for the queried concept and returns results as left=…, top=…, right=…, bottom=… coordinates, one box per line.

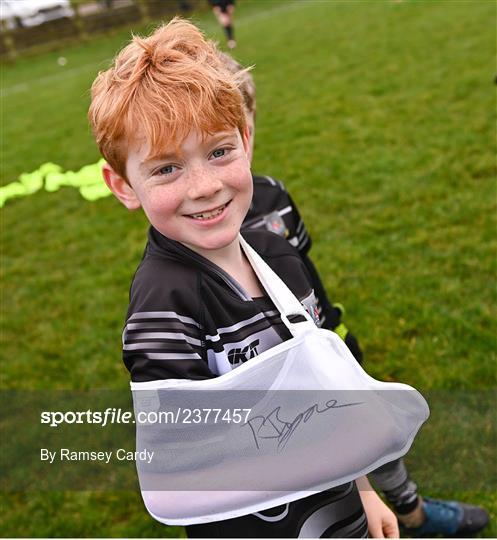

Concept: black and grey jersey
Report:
left=123, top=226, right=367, bottom=538
left=186, top=483, right=368, bottom=538
left=123, top=226, right=320, bottom=382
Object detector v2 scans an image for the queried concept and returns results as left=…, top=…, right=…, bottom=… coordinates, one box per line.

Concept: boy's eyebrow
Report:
left=208, top=131, right=237, bottom=141
left=139, top=152, right=179, bottom=173
left=201, top=131, right=238, bottom=147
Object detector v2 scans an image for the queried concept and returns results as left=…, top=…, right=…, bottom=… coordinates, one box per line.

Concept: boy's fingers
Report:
left=368, top=522, right=385, bottom=538
left=384, top=519, right=399, bottom=538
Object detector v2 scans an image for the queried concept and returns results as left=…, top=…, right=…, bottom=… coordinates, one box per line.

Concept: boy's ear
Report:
left=102, top=163, right=141, bottom=210
left=241, top=126, right=251, bottom=159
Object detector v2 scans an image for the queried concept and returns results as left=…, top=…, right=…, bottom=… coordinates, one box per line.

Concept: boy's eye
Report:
left=157, top=164, right=176, bottom=176
left=211, top=148, right=226, bottom=159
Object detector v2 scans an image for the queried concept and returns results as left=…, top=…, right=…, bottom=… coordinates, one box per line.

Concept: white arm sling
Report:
left=131, top=235, right=429, bottom=525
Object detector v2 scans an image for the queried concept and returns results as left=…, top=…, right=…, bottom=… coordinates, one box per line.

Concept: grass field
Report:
left=1, top=0, right=496, bottom=537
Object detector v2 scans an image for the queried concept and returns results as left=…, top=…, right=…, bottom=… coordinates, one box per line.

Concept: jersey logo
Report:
left=264, top=211, right=289, bottom=238
left=227, top=339, right=260, bottom=365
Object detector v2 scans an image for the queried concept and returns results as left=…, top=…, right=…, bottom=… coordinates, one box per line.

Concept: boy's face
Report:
left=106, top=128, right=253, bottom=257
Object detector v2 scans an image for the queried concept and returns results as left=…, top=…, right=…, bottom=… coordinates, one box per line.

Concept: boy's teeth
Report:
left=191, top=204, right=226, bottom=220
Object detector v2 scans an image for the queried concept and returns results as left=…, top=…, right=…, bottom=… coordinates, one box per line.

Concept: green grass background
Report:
left=1, top=0, right=496, bottom=536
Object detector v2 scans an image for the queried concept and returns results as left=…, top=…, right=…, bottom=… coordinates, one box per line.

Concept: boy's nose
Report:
left=187, top=169, right=223, bottom=199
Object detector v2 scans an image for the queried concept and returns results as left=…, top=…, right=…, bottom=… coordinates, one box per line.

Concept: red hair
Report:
left=88, top=18, right=246, bottom=179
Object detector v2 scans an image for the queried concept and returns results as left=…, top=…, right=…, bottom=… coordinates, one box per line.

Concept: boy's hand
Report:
left=357, top=476, right=399, bottom=538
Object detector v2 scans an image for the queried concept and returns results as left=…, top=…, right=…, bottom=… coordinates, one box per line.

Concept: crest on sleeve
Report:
left=264, top=211, right=289, bottom=238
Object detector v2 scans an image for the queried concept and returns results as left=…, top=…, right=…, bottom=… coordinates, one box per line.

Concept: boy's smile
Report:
left=110, top=128, right=253, bottom=259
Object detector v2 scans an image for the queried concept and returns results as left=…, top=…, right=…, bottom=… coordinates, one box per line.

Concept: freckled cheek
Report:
left=241, top=174, right=254, bottom=202
left=232, top=176, right=253, bottom=220
left=228, top=166, right=253, bottom=194
left=146, top=190, right=185, bottom=221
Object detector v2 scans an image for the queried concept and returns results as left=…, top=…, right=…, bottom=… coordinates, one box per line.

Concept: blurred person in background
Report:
left=221, top=51, right=490, bottom=539
left=208, top=0, right=236, bottom=48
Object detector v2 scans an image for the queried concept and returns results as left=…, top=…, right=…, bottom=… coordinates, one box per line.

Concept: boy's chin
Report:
left=184, top=231, right=240, bottom=254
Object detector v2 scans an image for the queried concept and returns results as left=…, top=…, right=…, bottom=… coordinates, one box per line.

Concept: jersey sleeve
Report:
left=285, top=190, right=312, bottom=256
left=245, top=176, right=312, bottom=256
left=301, top=254, right=363, bottom=364
left=123, top=259, right=215, bottom=382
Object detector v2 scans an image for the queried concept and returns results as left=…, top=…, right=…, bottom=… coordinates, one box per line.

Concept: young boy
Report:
left=221, top=53, right=489, bottom=537
left=89, top=18, right=398, bottom=538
